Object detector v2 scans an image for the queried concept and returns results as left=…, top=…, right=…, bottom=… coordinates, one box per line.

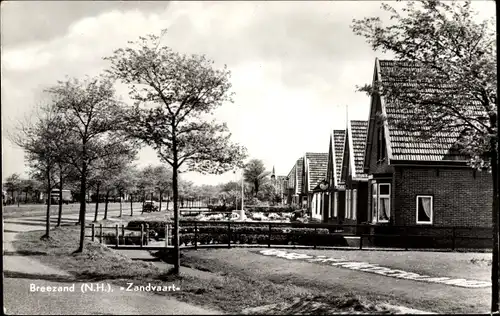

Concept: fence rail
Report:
left=85, top=221, right=492, bottom=251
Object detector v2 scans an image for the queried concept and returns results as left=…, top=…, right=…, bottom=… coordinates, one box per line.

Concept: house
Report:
left=364, top=58, right=492, bottom=229
left=325, top=129, right=346, bottom=223
left=286, top=157, right=304, bottom=207
left=301, top=152, right=328, bottom=220
left=270, top=167, right=288, bottom=205
left=340, top=120, right=369, bottom=227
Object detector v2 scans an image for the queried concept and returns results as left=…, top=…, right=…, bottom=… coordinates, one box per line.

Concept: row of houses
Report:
left=280, top=58, right=492, bottom=228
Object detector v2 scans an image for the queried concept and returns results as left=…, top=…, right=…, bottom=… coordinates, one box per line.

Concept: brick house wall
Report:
left=392, top=166, right=492, bottom=227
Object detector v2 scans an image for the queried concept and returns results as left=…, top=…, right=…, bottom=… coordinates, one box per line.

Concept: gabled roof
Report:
left=296, top=158, right=303, bottom=194
left=366, top=59, right=470, bottom=165
left=287, top=158, right=304, bottom=194
left=333, top=130, right=346, bottom=183
left=304, top=152, right=328, bottom=191
left=348, top=120, right=369, bottom=179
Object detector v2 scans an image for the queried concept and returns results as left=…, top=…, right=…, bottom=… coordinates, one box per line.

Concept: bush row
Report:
left=176, top=228, right=348, bottom=247
left=244, top=205, right=302, bottom=213
left=99, top=231, right=148, bottom=245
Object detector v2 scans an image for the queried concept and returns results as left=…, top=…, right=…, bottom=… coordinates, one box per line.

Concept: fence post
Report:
left=164, top=224, right=168, bottom=247
left=146, top=224, right=149, bottom=246
left=359, top=232, right=363, bottom=250
left=140, top=224, right=144, bottom=248
left=404, top=226, right=408, bottom=251
left=452, top=227, right=456, bottom=251
left=268, top=223, right=272, bottom=248
left=228, top=221, right=231, bottom=248
left=314, top=227, right=317, bottom=249
left=99, top=223, right=103, bottom=244
left=91, top=224, right=95, bottom=242
left=116, top=224, right=119, bottom=247
left=194, top=222, right=198, bottom=250
left=121, top=224, right=125, bottom=245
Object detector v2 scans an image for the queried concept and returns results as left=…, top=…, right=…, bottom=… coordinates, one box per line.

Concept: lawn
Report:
left=11, top=225, right=425, bottom=314
left=178, top=247, right=491, bottom=314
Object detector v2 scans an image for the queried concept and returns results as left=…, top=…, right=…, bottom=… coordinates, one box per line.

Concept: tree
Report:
left=113, top=165, right=138, bottom=217
left=54, top=162, right=79, bottom=226
left=137, top=165, right=157, bottom=213
left=11, top=104, right=66, bottom=238
left=46, top=76, right=139, bottom=252
left=152, top=165, right=172, bottom=212
left=243, top=159, right=270, bottom=196
left=105, top=32, right=247, bottom=274
left=351, top=0, right=497, bottom=311
left=4, top=173, right=22, bottom=207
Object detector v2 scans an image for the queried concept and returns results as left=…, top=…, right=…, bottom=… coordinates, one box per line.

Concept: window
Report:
left=345, top=190, right=351, bottom=219
left=416, top=195, right=433, bottom=224
left=371, top=183, right=378, bottom=222
left=378, top=184, right=390, bottom=222
left=371, top=182, right=390, bottom=223
left=333, top=192, right=338, bottom=217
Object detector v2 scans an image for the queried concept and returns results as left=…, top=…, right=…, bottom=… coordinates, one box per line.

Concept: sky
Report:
left=1, top=0, right=495, bottom=185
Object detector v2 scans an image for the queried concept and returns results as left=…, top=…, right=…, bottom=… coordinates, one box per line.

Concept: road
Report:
left=2, top=206, right=221, bottom=315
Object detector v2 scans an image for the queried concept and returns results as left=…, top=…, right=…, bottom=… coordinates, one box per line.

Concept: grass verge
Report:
left=10, top=226, right=412, bottom=314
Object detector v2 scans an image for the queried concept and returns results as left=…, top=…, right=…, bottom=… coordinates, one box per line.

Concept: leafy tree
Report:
left=137, top=165, right=158, bottom=213
left=54, top=162, right=79, bottom=226
left=11, top=104, right=66, bottom=238
left=4, top=173, right=22, bottom=207
left=46, top=76, right=139, bottom=252
left=152, top=165, right=172, bottom=211
left=351, top=0, right=497, bottom=310
left=243, top=159, right=270, bottom=196
left=112, top=165, right=138, bottom=217
left=105, top=32, right=247, bottom=274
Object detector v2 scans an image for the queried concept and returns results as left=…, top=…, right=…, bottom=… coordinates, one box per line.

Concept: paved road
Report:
left=3, top=209, right=221, bottom=315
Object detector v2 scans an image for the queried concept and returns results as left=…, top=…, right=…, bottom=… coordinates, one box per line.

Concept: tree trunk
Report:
left=119, top=192, right=123, bottom=217
left=172, top=131, right=180, bottom=274
left=43, top=170, right=52, bottom=238
left=141, top=192, right=145, bottom=214
left=130, top=193, right=134, bottom=216
left=159, top=191, right=163, bottom=212
left=57, top=170, right=63, bottom=227
left=77, top=163, right=87, bottom=252
left=93, top=183, right=100, bottom=222
left=17, top=191, right=20, bottom=207
left=25, top=191, right=28, bottom=204
left=493, top=144, right=500, bottom=312
left=104, top=190, right=110, bottom=219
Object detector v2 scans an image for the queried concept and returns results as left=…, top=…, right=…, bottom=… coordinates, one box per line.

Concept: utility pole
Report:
left=241, top=168, right=244, bottom=211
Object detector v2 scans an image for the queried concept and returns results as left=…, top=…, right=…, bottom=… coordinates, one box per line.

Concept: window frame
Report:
left=371, top=182, right=378, bottom=223
left=377, top=183, right=391, bottom=223
left=416, top=195, right=433, bottom=225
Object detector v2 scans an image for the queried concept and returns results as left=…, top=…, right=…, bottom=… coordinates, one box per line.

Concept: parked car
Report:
left=143, top=200, right=159, bottom=212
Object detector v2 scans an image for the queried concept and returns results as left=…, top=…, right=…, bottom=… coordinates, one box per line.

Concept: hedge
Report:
left=100, top=231, right=148, bottom=245
left=244, top=205, right=301, bottom=213
left=126, top=220, right=348, bottom=246
left=177, top=225, right=347, bottom=247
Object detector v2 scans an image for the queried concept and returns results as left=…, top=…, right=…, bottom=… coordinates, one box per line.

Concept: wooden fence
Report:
left=85, top=221, right=492, bottom=251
